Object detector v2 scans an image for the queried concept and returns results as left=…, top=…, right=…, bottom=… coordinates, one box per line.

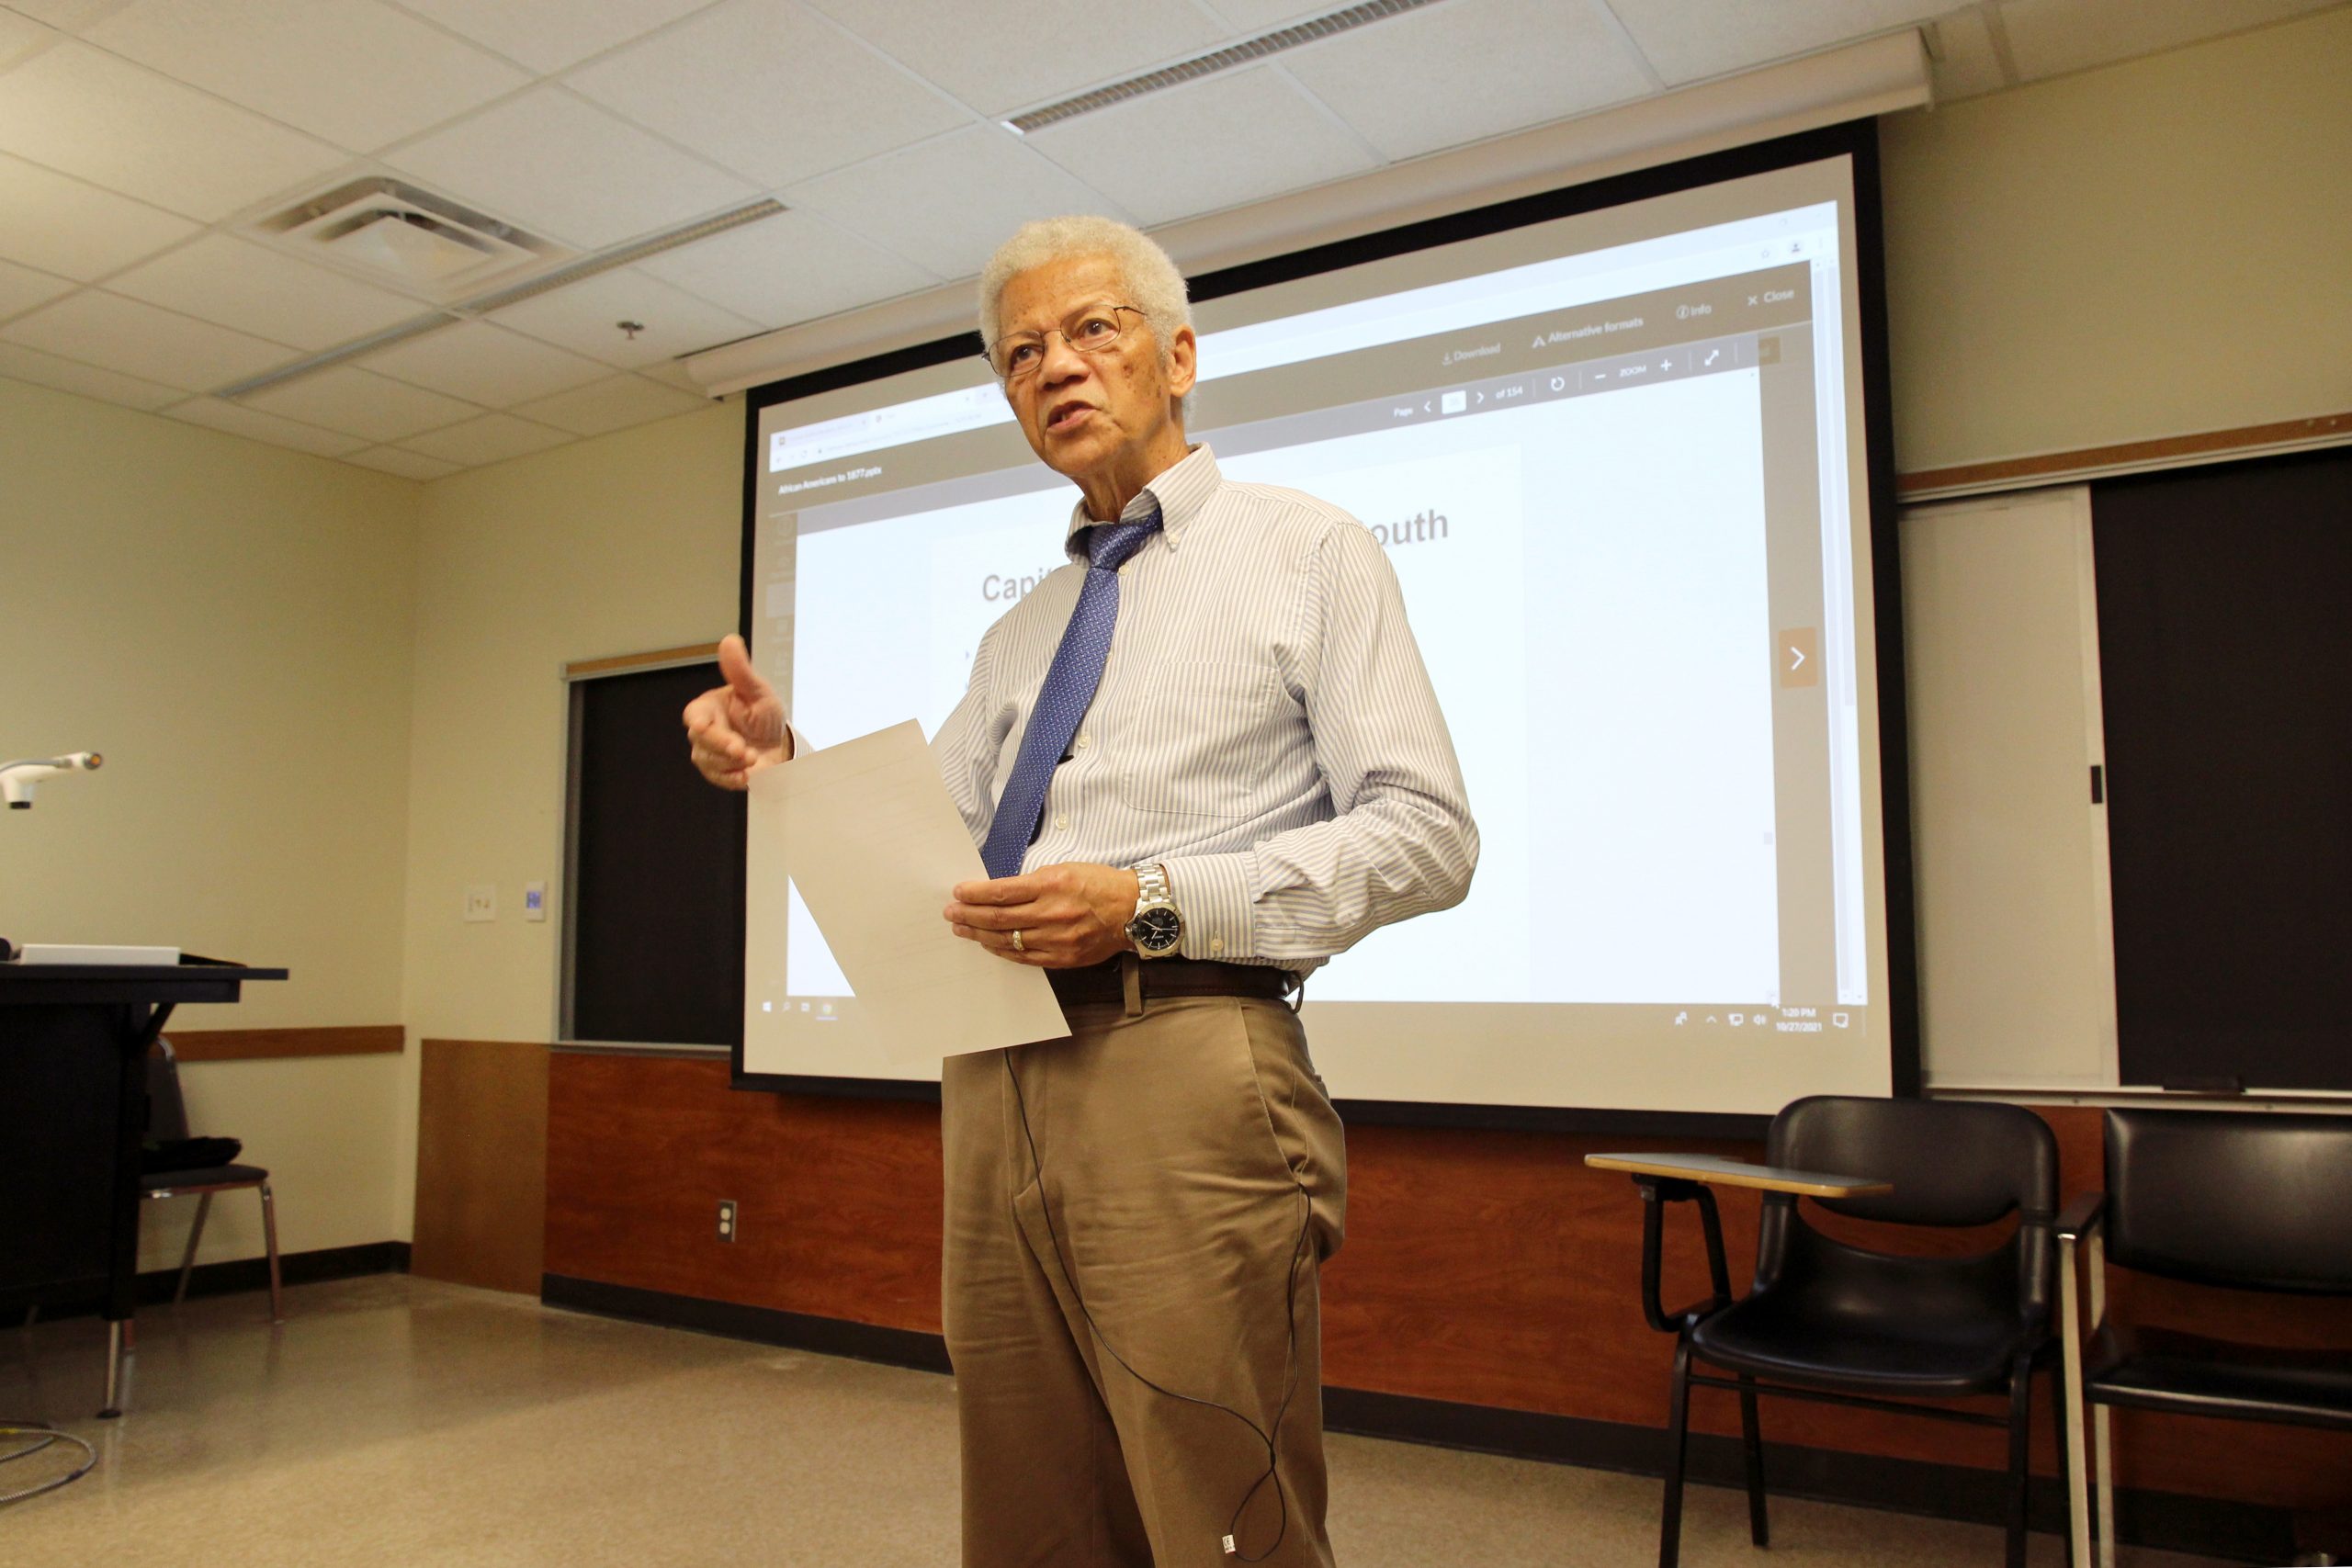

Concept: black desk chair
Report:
left=140, top=1040, right=282, bottom=1330
left=2057, top=1109, right=2352, bottom=1568
left=1593, top=1095, right=2064, bottom=1568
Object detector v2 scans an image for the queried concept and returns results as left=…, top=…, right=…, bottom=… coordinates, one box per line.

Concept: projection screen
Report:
left=735, top=126, right=1913, bottom=1124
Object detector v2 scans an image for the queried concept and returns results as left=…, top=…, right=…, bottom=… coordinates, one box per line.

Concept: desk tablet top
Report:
left=1, top=963, right=288, bottom=982
left=0, top=962, right=288, bottom=1007
left=1585, top=1152, right=1893, bottom=1198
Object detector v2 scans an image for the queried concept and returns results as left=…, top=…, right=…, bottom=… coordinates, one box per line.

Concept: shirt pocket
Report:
left=1111, top=660, right=1286, bottom=819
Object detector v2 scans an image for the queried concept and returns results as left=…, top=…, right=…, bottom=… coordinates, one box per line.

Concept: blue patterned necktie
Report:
left=979, top=498, right=1163, bottom=879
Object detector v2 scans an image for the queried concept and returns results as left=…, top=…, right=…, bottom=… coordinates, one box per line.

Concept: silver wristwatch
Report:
left=1124, top=863, right=1183, bottom=958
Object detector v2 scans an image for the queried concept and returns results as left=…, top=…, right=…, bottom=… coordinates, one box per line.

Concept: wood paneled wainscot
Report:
left=167, top=1025, right=403, bottom=1062
left=414, top=1039, right=548, bottom=1295
left=544, top=1053, right=2352, bottom=1535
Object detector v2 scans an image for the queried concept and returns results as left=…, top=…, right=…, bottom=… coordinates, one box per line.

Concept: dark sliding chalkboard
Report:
left=562, top=660, right=745, bottom=1047
left=2092, top=446, right=2351, bottom=1091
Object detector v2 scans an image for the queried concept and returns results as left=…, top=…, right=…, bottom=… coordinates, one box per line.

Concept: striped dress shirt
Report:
left=933, top=444, right=1478, bottom=971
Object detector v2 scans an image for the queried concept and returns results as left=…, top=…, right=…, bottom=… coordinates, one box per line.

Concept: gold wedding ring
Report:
left=1011, top=929, right=1025, bottom=953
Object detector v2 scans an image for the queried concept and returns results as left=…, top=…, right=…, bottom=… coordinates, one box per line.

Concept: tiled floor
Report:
left=0, top=1276, right=2238, bottom=1567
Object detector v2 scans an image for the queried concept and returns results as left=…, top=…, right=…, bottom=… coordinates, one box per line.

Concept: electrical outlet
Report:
left=717, top=1199, right=737, bottom=1242
left=462, top=884, right=497, bottom=922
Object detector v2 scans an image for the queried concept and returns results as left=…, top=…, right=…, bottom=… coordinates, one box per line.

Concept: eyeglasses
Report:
left=986, top=303, right=1146, bottom=380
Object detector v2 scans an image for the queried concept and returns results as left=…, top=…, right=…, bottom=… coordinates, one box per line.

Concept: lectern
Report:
left=0, top=959, right=286, bottom=1416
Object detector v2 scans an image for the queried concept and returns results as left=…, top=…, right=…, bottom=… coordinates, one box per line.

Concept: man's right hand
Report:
left=684, top=633, right=790, bottom=790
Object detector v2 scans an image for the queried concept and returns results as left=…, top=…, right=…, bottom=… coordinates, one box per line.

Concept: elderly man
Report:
left=686, top=216, right=1476, bottom=1567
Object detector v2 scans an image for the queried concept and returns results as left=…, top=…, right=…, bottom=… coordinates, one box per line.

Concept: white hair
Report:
left=978, top=216, right=1194, bottom=419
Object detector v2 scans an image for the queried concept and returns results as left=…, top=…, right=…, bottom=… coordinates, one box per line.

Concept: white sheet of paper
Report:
left=765, top=720, right=1068, bottom=1062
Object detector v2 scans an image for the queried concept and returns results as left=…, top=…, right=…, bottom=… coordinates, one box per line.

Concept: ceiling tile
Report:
left=1283, top=0, right=1651, bottom=163
left=1603, top=0, right=1950, bottom=85
left=164, top=396, right=369, bottom=456
left=389, top=85, right=759, bottom=249
left=786, top=126, right=1127, bottom=281
left=0, top=0, right=130, bottom=26
left=0, top=41, right=348, bottom=220
left=0, top=258, right=74, bottom=321
left=0, top=290, right=295, bottom=389
left=85, top=0, right=529, bottom=152
left=512, top=372, right=709, bottom=435
left=567, top=0, right=967, bottom=188
left=357, top=320, right=611, bottom=405
left=1925, top=5, right=2008, bottom=100
left=0, top=152, right=198, bottom=279
left=241, top=365, right=479, bottom=440
left=107, top=235, right=430, bottom=351
left=485, top=266, right=762, bottom=367
left=391, top=0, right=717, bottom=74
left=803, top=0, right=1228, bottom=118
left=1027, top=65, right=1380, bottom=228
left=0, top=340, right=181, bottom=409
left=400, top=411, right=573, bottom=465
left=1998, top=0, right=2343, bottom=80
left=639, top=206, right=937, bottom=327
left=342, top=444, right=460, bottom=479
left=1195, top=0, right=1327, bottom=30
left=0, top=7, right=52, bottom=63
left=636, top=355, right=702, bottom=389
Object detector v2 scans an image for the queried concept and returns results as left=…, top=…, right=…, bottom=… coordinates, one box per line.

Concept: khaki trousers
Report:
left=942, top=989, right=1347, bottom=1568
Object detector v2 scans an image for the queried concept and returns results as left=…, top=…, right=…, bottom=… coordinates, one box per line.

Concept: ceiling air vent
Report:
left=253, top=176, right=561, bottom=298
left=1004, top=0, right=1443, bottom=135
left=216, top=197, right=788, bottom=400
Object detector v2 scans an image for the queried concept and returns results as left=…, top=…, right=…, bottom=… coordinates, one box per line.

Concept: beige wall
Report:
left=391, top=400, right=741, bottom=1231
left=0, top=377, right=419, bottom=1268
left=1880, top=6, right=2352, bottom=472
left=156, top=1055, right=411, bottom=1272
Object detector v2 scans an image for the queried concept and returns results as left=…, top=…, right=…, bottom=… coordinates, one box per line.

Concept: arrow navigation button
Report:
left=1779, top=626, right=1819, bottom=689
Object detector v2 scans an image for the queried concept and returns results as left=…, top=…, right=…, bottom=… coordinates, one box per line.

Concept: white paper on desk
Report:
left=765, top=720, right=1068, bottom=1063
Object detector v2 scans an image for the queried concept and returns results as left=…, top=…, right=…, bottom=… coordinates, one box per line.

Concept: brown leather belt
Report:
left=1047, top=955, right=1294, bottom=1008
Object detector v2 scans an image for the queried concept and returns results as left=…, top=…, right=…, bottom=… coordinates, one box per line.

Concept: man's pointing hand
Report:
left=684, top=633, right=790, bottom=790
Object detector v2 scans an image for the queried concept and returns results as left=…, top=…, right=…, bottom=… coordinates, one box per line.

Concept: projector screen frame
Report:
left=729, top=117, right=1919, bottom=1139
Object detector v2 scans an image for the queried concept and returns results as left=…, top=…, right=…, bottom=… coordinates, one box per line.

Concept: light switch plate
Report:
left=462, top=884, right=496, bottom=922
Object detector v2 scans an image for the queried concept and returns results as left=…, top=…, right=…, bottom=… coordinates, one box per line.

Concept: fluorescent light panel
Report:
left=1004, top=0, right=1443, bottom=134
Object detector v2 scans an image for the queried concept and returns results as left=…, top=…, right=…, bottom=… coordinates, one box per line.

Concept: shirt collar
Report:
left=1062, top=444, right=1221, bottom=562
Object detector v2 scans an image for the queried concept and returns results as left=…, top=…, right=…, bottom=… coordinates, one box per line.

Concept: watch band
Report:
left=1127, top=863, right=1182, bottom=958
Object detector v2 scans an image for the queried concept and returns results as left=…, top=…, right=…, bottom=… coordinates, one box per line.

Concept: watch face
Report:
left=1132, top=907, right=1182, bottom=953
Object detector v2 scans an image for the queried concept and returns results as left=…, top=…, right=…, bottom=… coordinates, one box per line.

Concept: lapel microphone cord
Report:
left=1003, top=1043, right=1315, bottom=1562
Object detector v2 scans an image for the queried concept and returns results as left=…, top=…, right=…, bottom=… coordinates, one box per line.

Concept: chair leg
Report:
left=2060, top=1244, right=2092, bottom=1568
left=2048, top=1362, right=2075, bottom=1568
left=1737, top=1373, right=1769, bottom=1547
left=175, top=1192, right=212, bottom=1306
left=101, top=1319, right=125, bottom=1418
left=259, top=1182, right=283, bottom=1325
left=2093, top=1403, right=2116, bottom=1568
left=2004, top=1357, right=2034, bottom=1568
left=1660, top=1339, right=1695, bottom=1568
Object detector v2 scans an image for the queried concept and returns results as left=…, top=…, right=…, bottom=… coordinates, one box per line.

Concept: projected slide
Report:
left=741, top=151, right=1895, bottom=1117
